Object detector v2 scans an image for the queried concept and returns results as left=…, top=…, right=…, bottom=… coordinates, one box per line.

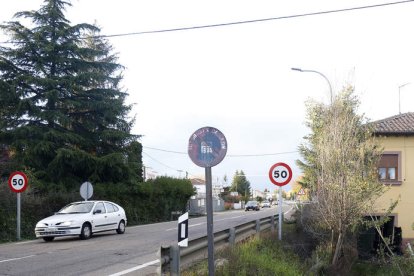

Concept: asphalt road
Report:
left=0, top=203, right=294, bottom=276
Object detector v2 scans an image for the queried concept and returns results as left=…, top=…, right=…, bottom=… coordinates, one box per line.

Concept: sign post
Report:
left=188, top=126, right=227, bottom=276
left=8, top=171, right=29, bottom=240
left=268, top=163, right=292, bottom=241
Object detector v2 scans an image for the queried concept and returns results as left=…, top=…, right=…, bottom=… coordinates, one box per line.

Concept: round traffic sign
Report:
left=269, top=162, right=292, bottom=187
left=8, top=171, right=28, bottom=193
left=80, top=181, right=93, bottom=200
left=188, top=126, right=227, bottom=168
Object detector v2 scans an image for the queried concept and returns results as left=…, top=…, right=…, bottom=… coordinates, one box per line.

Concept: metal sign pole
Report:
left=205, top=166, right=214, bottom=276
left=278, top=188, right=282, bottom=241
left=17, top=193, right=21, bottom=240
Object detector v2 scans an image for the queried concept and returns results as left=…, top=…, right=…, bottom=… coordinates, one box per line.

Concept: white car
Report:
left=35, top=200, right=127, bottom=242
left=261, top=201, right=271, bottom=208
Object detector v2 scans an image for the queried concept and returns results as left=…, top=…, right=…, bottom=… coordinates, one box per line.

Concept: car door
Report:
left=104, top=202, right=120, bottom=230
left=92, top=202, right=109, bottom=232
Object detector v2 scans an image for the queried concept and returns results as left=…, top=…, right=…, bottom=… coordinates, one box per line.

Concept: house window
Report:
left=378, top=152, right=401, bottom=183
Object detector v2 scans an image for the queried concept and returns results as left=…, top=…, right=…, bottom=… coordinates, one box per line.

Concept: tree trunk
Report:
left=332, top=232, right=343, bottom=265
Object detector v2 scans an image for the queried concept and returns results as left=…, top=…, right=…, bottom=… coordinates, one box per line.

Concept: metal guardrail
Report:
left=156, top=214, right=279, bottom=275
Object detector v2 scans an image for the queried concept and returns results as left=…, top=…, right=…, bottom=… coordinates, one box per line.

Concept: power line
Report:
left=94, top=0, right=414, bottom=39
left=142, top=151, right=198, bottom=178
left=1, top=0, right=413, bottom=44
left=228, top=151, right=298, bottom=157
left=142, top=151, right=180, bottom=171
left=144, top=146, right=187, bottom=155
left=143, top=146, right=298, bottom=157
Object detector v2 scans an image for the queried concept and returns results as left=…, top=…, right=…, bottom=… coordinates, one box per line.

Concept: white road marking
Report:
left=166, top=222, right=204, bottom=231
left=15, top=240, right=37, bottom=245
left=107, top=259, right=159, bottom=276
left=0, top=255, right=36, bottom=263
left=215, top=215, right=244, bottom=222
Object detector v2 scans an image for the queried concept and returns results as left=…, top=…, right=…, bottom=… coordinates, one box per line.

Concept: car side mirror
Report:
left=93, top=209, right=102, bottom=214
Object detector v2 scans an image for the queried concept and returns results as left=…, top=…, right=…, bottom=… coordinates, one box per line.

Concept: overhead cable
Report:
left=1, top=1, right=413, bottom=44
left=88, top=0, right=414, bottom=38
left=143, top=146, right=298, bottom=157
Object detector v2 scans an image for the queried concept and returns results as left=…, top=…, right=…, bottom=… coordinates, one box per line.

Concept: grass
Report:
left=181, top=222, right=414, bottom=276
left=182, top=230, right=307, bottom=276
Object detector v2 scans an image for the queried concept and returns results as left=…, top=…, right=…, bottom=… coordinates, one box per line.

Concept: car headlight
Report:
left=36, top=222, right=47, bottom=228
left=60, top=221, right=73, bottom=226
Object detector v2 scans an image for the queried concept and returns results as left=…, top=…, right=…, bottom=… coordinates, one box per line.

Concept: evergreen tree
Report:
left=0, top=0, right=141, bottom=188
left=230, top=170, right=251, bottom=199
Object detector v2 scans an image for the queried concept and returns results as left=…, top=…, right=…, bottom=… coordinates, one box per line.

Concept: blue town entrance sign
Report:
left=188, top=126, right=227, bottom=168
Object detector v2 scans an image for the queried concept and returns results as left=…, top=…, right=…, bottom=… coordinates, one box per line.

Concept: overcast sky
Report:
left=1, top=0, right=414, bottom=192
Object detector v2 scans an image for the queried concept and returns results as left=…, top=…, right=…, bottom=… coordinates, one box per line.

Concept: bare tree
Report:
left=298, top=86, right=391, bottom=268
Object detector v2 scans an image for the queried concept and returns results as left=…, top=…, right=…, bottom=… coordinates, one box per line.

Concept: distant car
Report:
left=245, top=201, right=260, bottom=211
left=261, top=201, right=271, bottom=208
left=35, top=200, right=127, bottom=242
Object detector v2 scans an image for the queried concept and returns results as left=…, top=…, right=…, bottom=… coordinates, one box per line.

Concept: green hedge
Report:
left=0, top=176, right=195, bottom=242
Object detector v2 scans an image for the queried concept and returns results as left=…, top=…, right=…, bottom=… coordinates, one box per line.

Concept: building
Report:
left=252, top=189, right=266, bottom=200
left=188, top=177, right=224, bottom=215
left=373, top=112, right=414, bottom=246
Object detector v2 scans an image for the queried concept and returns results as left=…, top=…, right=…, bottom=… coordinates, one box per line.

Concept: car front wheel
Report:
left=116, top=220, right=125, bottom=234
left=43, top=237, right=54, bottom=242
left=80, top=223, right=92, bottom=240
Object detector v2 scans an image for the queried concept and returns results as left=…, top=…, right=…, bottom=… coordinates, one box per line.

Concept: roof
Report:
left=372, top=112, right=414, bottom=136
left=190, top=178, right=205, bottom=185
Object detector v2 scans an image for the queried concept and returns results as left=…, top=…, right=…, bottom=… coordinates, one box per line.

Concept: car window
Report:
left=104, top=202, right=116, bottom=213
left=58, top=202, right=94, bottom=214
left=94, top=202, right=106, bottom=214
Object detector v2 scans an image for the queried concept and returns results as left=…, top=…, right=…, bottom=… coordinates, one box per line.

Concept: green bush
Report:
left=0, top=176, right=195, bottom=242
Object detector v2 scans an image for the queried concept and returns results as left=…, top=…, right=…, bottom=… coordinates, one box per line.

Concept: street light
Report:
left=399, top=83, right=410, bottom=114
left=291, top=67, right=333, bottom=104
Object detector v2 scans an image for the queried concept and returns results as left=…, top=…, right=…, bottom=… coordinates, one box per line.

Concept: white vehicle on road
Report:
left=35, top=200, right=127, bottom=242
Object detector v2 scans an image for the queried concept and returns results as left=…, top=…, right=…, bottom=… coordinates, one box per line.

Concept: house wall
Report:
left=375, top=135, right=414, bottom=244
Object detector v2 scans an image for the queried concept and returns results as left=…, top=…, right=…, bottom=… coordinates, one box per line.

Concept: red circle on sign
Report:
left=188, top=126, right=227, bottom=168
left=8, top=171, right=28, bottom=193
left=268, top=162, right=292, bottom=187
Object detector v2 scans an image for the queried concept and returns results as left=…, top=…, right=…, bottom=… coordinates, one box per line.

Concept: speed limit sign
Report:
left=8, top=171, right=28, bottom=193
left=269, top=162, right=292, bottom=187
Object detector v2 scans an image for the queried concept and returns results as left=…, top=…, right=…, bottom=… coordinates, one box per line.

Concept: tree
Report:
left=0, top=0, right=140, bottom=188
left=297, top=86, right=390, bottom=267
left=230, top=170, right=251, bottom=200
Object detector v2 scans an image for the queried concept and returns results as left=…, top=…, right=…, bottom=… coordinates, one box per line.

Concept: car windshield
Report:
left=247, top=201, right=257, bottom=206
left=57, top=202, right=94, bottom=214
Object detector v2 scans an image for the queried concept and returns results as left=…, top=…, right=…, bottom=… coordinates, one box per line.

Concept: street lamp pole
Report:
left=291, top=67, right=333, bottom=104
left=399, top=83, right=410, bottom=114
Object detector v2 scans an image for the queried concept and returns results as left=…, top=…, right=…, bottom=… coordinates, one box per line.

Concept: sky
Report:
left=1, top=0, right=414, bottom=193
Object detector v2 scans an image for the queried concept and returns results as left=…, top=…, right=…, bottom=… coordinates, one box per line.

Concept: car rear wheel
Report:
left=116, top=220, right=125, bottom=234
left=43, top=237, right=54, bottom=242
left=80, top=223, right=92, bottom=240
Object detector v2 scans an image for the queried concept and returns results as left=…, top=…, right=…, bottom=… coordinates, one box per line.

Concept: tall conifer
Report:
left=0, top=0, right=141, bottom=188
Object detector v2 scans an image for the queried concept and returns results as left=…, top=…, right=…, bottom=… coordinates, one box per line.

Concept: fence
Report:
left=157, top=214, right=279, bottom=275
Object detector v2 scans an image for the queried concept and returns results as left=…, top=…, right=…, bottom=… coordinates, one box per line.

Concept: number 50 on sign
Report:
left=269, top=163, right=292, bottom=187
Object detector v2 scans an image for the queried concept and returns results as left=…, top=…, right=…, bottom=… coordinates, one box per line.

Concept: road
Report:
left=0, top=203, right=294, bottom=276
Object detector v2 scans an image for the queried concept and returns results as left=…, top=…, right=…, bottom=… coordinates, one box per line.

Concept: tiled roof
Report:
left=372, top=112, right=414, bottom=135
left=190, top=178, right=205, bottom=185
